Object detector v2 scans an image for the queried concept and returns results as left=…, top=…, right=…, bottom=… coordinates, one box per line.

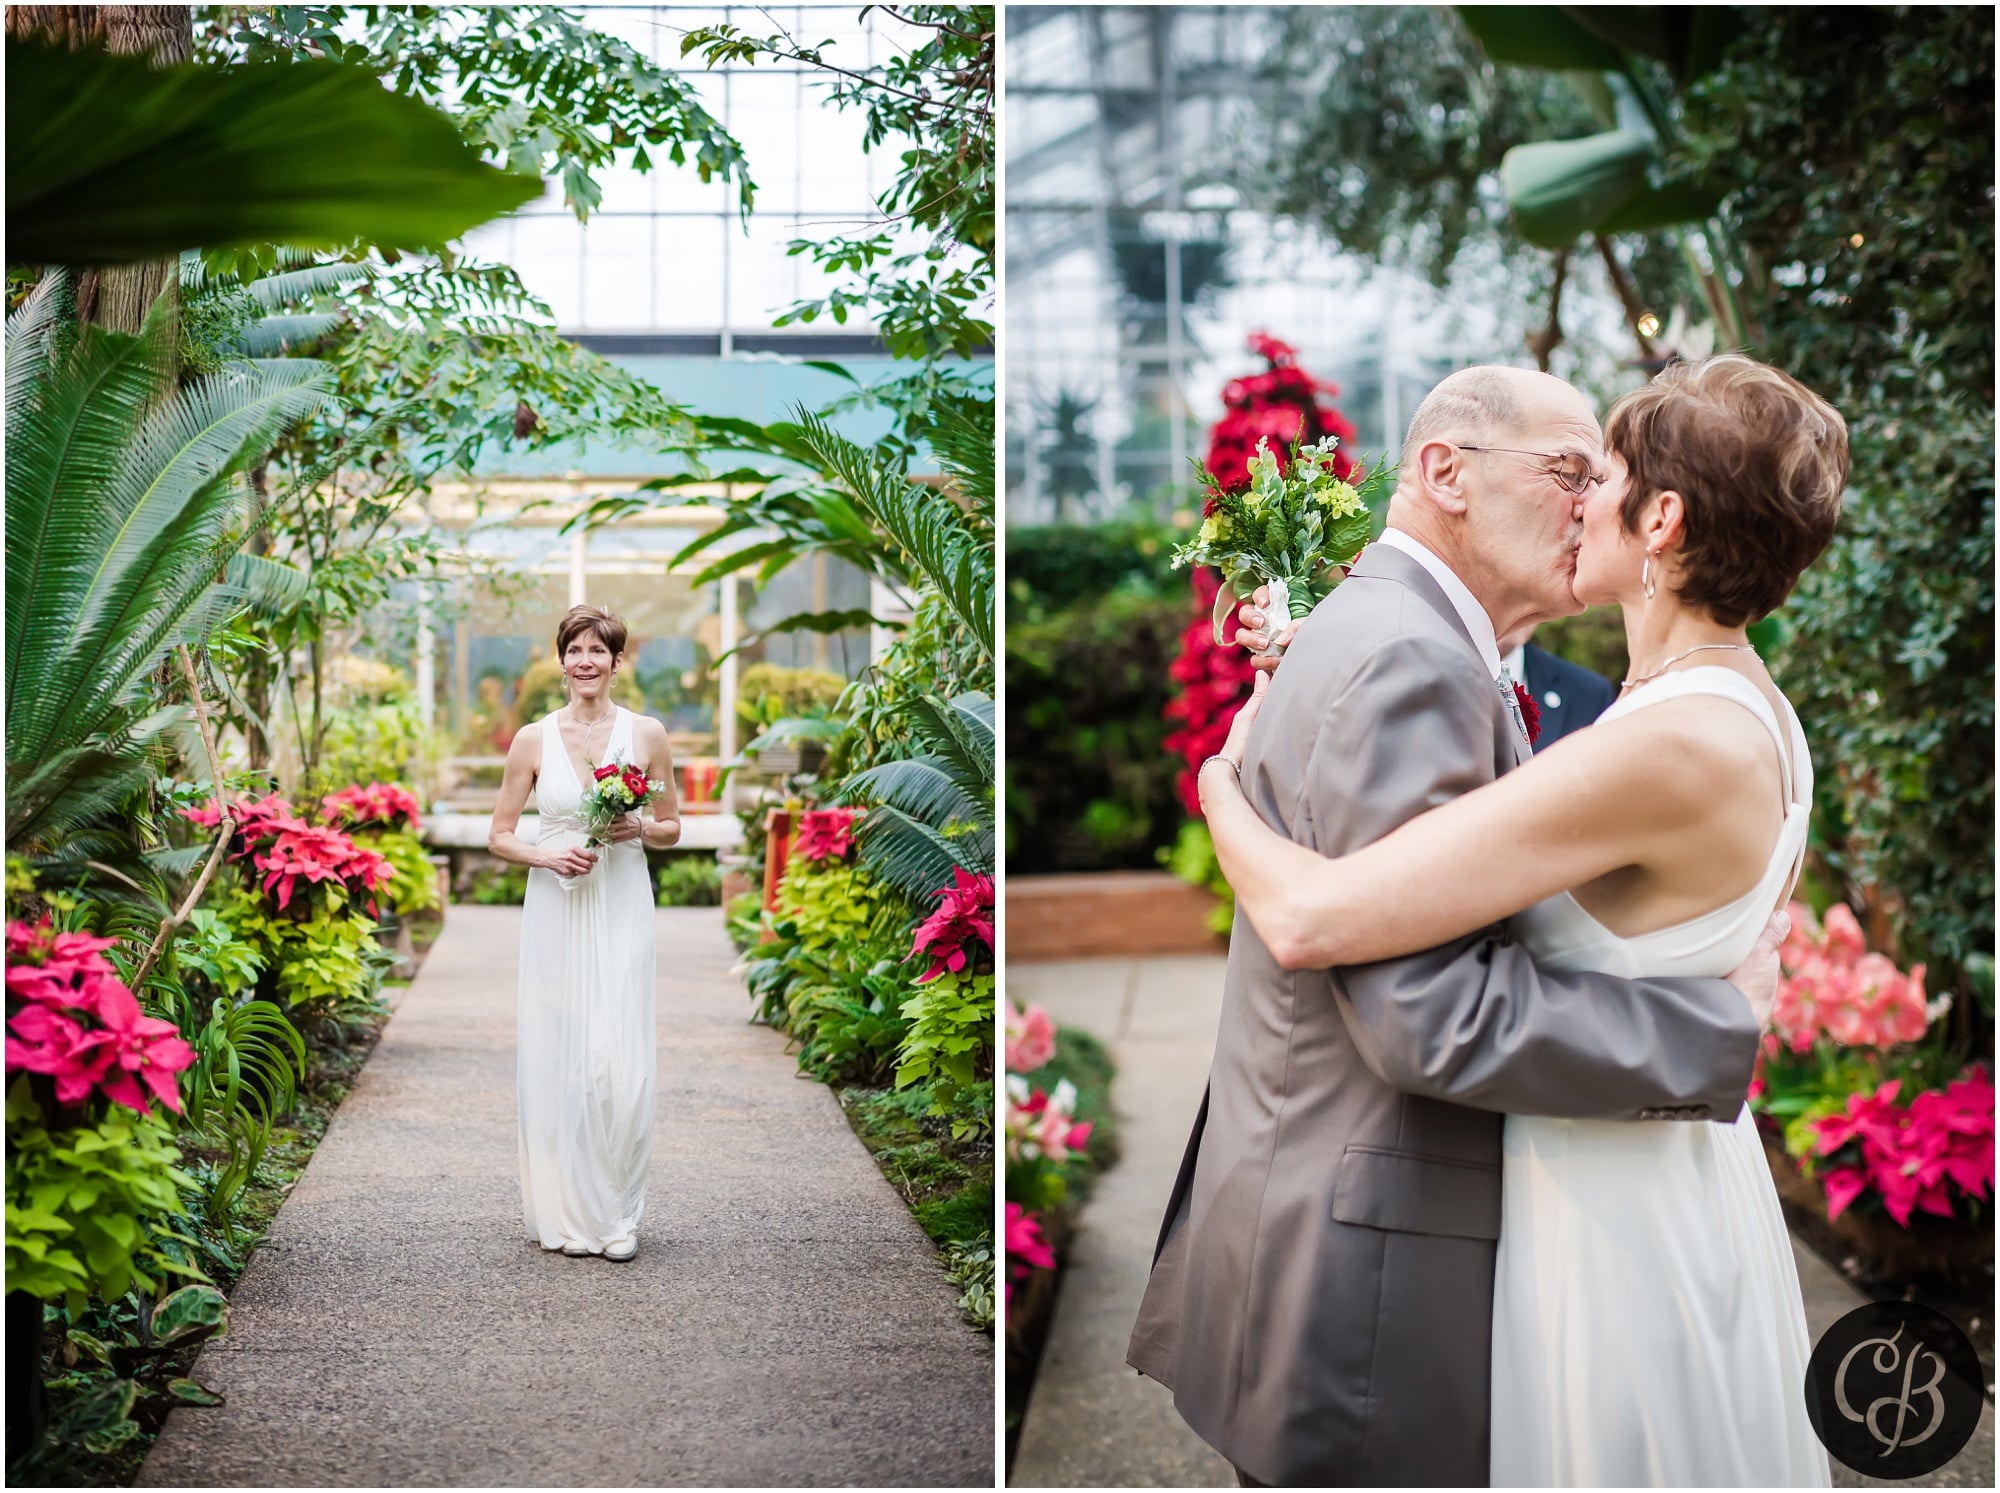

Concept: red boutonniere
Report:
left=592, top=763, right=618, bottom=781
left=1513, top=681, right=1542, bottom=745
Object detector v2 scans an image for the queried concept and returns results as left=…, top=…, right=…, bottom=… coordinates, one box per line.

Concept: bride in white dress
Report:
left=1205, top=355, right=1847, bottom=1485
left=488, top=605, right=681, bottom=1262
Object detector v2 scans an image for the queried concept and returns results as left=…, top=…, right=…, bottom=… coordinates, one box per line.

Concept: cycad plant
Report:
left=837, top=692, right=994, bottom=903
left=4, top=271, right=329, bottom=858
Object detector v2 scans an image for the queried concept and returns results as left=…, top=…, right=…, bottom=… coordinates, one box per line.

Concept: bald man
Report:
left=1126, top=367, right=1776, bottom=1486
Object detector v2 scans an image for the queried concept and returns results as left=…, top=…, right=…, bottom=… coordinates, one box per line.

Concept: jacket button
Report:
left=1545, top=690, right=1563, bottom=708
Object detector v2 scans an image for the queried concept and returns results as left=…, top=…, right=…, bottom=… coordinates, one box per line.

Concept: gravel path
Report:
left=143, top=905, right=993, bottom=1488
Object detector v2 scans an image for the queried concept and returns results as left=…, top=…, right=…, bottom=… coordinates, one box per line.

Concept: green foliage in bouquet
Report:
left=5, top=1079, right=203, bottom=1312
left=1171, top=436, right=1387, bottom=633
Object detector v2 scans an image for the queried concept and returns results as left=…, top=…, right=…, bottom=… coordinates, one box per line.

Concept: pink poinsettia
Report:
left=186, top=792, right=390, bottom=914
left=1811, top=1068, right=1994, bottom=1226
left=909, top=868, right=994, bottom=983
left=1004, top=1202, right=1056, bottom=1304
left=321, top=782, right=422, bottom=832
left=252, top=824, right=392, bottom=914
left=4, top=919, right=193, bottom=1116
left=1006, top=1001, right=1056, bottom=1075
left=793, top=808, right=860, bottom=864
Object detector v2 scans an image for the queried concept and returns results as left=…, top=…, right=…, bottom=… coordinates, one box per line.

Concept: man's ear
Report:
left=1414, top=438, right=1471, bottom=516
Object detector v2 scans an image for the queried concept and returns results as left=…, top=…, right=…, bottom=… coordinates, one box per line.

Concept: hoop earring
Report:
left=1642, top=550, right=1657, bottom=600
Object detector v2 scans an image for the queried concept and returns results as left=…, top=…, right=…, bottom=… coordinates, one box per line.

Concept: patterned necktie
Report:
left=1496, top=665, right=1529, bottom=743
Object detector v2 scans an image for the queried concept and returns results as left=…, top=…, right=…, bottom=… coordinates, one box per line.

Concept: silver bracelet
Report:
left=1201, top=754, right=1242, bottom=783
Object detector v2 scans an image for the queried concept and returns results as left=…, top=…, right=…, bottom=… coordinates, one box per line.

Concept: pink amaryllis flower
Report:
left=4, top=919, right=194, bottom=1115
left=909, top=867, right=995, bottom=983
left=1773, top=901, right=1932, bottom=1054
left=1004, top=1202, right=1057, bottom=1304
left=793, top=808, right=860, bottom=864
left=1006, top=1001, right=1056, bottom=1075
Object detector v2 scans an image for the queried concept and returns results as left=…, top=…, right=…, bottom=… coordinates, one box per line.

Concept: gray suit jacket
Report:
left=1126, top=544, right=1760, bottom=1487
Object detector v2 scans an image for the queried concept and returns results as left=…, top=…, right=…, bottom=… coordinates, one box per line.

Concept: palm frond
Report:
left=838, top=757, right=983, bottom=832
left=790, top=408, right=993, bottom=660
left=850, top=805, right=986, bottom=903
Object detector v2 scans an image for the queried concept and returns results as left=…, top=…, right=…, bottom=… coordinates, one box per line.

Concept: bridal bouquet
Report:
left=1171, top=434, right=1389, bottom=657
left=560, top=756, right=669, bottom=891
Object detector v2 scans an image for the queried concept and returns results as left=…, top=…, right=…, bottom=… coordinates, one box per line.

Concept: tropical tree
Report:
left=4, top=274, right=325, bottom=865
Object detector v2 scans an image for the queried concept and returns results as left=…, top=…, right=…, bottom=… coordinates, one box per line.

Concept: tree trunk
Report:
left=12, top=5, right=193, bottom=334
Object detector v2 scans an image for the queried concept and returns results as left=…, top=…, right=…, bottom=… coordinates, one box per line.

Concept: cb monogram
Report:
left=1806, top=1301, right=1981, bottom=1479
left=1832, top=1323, right=1947, bottom=1456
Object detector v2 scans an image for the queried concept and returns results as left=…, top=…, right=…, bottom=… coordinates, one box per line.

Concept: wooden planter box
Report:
left=1760, top=1132, right=1990, bottom=1282
left=1008, top=871, right=1226, bottom=962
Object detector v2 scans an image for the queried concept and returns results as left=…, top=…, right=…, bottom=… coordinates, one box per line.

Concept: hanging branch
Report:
left=1592, top=234, right=1658, bottom=362
left=130, top=645, right=236, bottom=990
left=1526, top=246, right=1570, bottom=372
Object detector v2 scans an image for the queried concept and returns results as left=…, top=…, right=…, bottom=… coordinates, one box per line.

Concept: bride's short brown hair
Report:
left=555, top=604, right=628, bottom=658
left=1607, top=355, right=1847, bottom=627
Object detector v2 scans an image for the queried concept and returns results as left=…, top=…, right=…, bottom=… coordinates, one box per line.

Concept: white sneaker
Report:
left=604, top=1234, right=638, bottom=1262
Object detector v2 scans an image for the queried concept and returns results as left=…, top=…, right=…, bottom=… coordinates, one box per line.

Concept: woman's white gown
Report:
left=517, top=706, right=657, bottom=1253
left=1494, top=668, right=1832, bottom=1487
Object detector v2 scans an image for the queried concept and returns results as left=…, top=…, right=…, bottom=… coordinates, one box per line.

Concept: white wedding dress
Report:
left=516, top=706, right=657, bottom=1254
left=1494, top=668, right=1832, bottom=1487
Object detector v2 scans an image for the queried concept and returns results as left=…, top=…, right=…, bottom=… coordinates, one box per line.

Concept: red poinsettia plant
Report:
left=184, top=792, right=392, bottom=916
left=321, top=782, right=423, bottom=833
left=908, top=867, right=995, bottom=983
left=5, top=920, right=195, bottom=1117
left=1164, top=332, right=1363, bottom=815
left=793, top=807, right=861, bottom=864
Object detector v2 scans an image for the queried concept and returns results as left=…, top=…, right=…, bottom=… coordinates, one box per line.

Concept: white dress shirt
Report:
left=1375, top=527, right=1506, bottom=682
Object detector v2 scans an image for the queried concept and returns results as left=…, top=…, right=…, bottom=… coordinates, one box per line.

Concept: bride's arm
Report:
left=1203, top=675, right=1713, bottom=968
left=638, top=717, right=682, bottom=850
left=488, top=725, right=595, bottom=876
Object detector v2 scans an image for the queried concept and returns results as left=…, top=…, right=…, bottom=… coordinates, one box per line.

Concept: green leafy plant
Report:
left=654, top=855, right=721, bottom=909
left=838, top=694, right=994, bottom=904
left=213, top=880, right=383, bottom=1016
left=6, top=36, right=540, bottom=264
left=359, top=828, right=441, bottom=918
left=4, top=273, right=326, bottom=856
left=466, top=865, right=529, bottom=906
left=5, top=1078, right=204, bottom=1312
left=895, top=969, right=994, bottom=1137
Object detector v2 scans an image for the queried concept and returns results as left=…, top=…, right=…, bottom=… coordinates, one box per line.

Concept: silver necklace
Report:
left=1621, top=642, right=1758, bottom=690
left=563, top=701, right=615, bottom=765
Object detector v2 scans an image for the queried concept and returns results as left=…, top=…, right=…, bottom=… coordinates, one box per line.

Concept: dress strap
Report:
left=1614, top=667, right=1797, bottom=806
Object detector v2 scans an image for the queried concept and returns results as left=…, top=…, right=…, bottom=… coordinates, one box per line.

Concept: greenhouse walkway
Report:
left=1009, top=953, right=1994, bottom=1490
left=143, top=905, right=993, bottom=1488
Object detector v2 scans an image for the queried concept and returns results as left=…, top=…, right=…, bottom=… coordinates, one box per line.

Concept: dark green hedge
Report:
left=1006, top=581, right=1187, bottom=875
left=1006, top=521, right=1186, bottom=619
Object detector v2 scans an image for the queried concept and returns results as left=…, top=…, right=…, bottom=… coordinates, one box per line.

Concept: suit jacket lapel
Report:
left=1346, top=543, right=1532, bottom=769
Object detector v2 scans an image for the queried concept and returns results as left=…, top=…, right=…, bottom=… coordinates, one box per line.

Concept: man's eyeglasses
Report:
left=1454, top=445, right=1604, bottom=495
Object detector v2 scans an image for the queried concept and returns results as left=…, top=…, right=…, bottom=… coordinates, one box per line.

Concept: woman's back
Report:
left=1492, top=668, right=1829, bottom=1487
